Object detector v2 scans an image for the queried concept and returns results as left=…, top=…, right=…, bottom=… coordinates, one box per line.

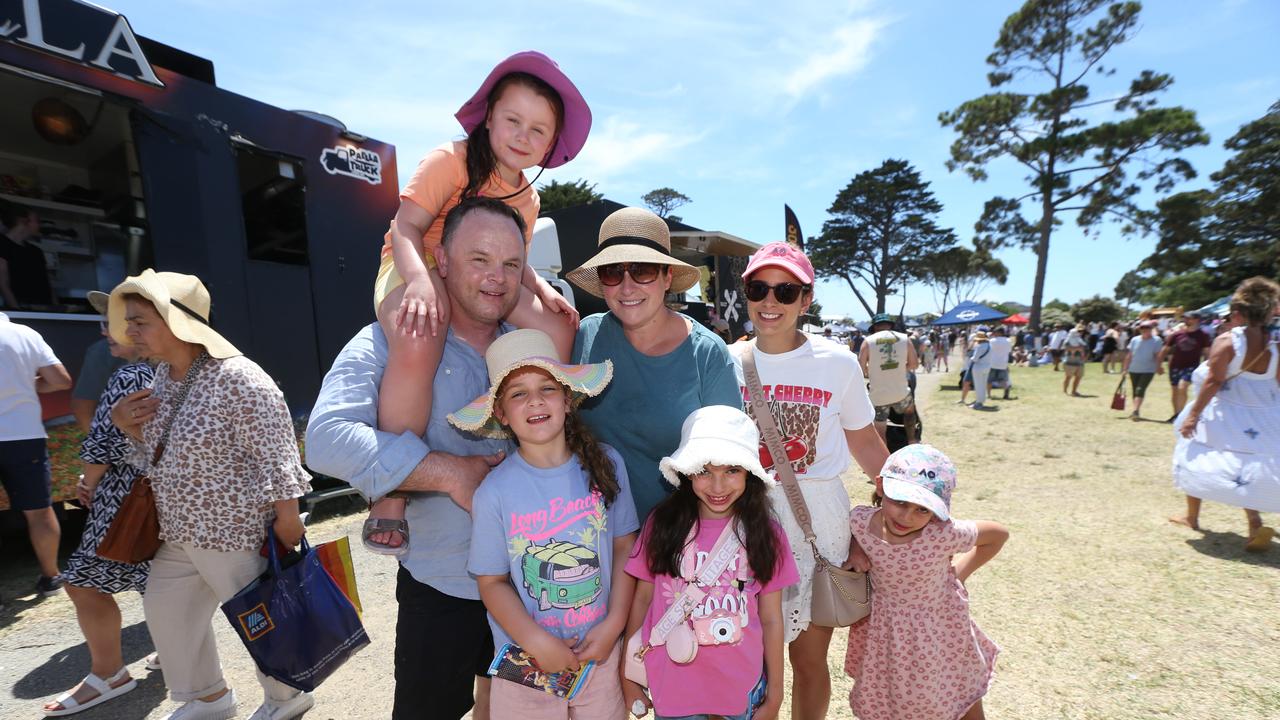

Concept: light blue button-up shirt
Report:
left=306, top=323, right=512, bottom=599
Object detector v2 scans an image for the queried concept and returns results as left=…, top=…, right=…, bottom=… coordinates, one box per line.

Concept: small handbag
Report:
left=741, top=343, right=871, bottom=628
left=98, top=353, right=209, bottom=564
left=624, top=521, right=742, bottom=688
left=1110, top=374, right=1128, bottom=411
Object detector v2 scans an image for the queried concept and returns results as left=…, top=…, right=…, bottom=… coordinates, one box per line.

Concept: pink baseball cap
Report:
left=743, top=242, right=815, bottom=284
left=455, top=51, right=592, bottom=170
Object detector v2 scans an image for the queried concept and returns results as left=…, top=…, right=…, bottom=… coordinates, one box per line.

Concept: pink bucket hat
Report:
left=454, top=51, right=592, bottom=170
left=742, top=242, right=815, bottom=284
left=879, top=444, right=958, bottom=521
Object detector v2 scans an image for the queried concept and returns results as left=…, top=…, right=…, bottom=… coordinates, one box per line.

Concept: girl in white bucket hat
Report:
left=621, top=405, right=799, bottom=720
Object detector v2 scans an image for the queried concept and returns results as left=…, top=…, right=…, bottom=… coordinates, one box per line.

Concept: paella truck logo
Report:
left=320, top=145, right=382, bottom=185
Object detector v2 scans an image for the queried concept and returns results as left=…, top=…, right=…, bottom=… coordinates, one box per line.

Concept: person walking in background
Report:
left=1101, top=323, right=1121, bottom=374
left=966, top=331, right=993, bottom=410
left=860, top=313, right=919, bottom=445
left=1159, top=312, right=1212, bottom=423
left=0, top=309, right=70, bottom=600
left=1122, top=320, right=1164, bottom=420
left=1062, top=327, right=1089, bottom=397
left=1170, top=277, right=1280, bottom=552
left=69, top=294, right=127, bottom=432
left=43, top=291, right=156, bottom=717
left=987, top=326, right=1013, bottom=400
left=1047, top=323, right=1069, bottom=371
left=920, top=333, right=935, bottom=373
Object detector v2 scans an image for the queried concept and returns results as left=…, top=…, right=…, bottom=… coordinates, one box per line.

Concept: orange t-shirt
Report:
left=380, top=140, right=539, bottom=258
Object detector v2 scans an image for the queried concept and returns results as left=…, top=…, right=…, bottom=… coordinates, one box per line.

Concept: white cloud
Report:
left=781, top=18, right=889, bottom=101
left=551, top=114, right=702, bottom=187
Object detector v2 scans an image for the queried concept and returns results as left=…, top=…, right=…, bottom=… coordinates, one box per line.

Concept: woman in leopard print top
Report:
left=107, top=270, right=315, bottom=720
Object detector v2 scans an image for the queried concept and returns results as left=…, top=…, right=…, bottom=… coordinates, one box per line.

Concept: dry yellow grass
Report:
left=790, top=359, right=1280, bottom=720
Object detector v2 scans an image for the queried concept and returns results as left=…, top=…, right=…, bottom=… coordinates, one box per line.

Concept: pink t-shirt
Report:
left=625, top=516, right=799, bottom=717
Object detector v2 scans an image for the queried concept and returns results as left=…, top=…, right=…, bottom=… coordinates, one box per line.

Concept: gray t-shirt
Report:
left=468, top=444, right=639, bottom=652
left=1127, top=336, right=1163, bottom=373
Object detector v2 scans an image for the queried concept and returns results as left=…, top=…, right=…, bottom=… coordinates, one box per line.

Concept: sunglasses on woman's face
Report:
left=598, top=262, right=662, bottom=287
left=744, top=280, right=810, bottom=305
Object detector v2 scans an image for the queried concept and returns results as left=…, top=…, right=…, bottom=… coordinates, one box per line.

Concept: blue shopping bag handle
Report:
left=265, top=525, right=313, bottom=573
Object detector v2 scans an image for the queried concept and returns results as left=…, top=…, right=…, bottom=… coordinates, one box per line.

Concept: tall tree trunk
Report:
left=1030, top=201, right=1053, bottom=332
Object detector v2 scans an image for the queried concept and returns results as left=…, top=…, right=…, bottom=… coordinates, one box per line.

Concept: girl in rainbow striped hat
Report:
left=449, top=329, right=640, bottom=717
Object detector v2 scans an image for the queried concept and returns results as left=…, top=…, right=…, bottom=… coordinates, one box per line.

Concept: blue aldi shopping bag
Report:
left=221, top=528, right=370, bottom=692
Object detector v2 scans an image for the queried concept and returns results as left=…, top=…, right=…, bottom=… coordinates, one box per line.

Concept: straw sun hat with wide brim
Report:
left=564, top=206, right=701, bottom=299
left=454, top=51, right=592, bottom=170
left=107, top=269, right=241, bottom=359
left=448, top=329, right=612, bottom=439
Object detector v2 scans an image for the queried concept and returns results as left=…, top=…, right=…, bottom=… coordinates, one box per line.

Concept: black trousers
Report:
left=392, top=566, right=493, bottom=720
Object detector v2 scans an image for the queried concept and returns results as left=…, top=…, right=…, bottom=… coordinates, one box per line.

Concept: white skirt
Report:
left=768, top=476, right=853, bottom=642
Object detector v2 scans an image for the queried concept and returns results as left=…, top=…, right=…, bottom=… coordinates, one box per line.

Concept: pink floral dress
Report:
left=844, top=505, right=999, bottom=720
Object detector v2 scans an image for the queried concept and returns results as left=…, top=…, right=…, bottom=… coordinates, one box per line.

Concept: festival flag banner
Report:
left=784, top=204, right=804, bottom=250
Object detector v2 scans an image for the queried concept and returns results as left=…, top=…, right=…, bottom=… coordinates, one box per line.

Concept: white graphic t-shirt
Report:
left=862, top=330, right=912, bottom=407
left=987, top=336, right=1012, bottom=370
left=732, top=337, right=875, bottom=481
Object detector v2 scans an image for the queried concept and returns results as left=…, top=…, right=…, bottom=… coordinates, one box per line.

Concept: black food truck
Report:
left=0, top=0, right=397, bottom=511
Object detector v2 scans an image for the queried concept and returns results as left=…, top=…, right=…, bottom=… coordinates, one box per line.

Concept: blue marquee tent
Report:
left=931, top=301, right=1009, bottom=326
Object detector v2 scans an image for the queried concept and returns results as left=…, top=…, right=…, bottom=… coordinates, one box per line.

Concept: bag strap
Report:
left=740, top=343, right=823, bottom=563
left=151, top=351, right=210, bottom=465
left=1113, top=374, right=1128, bottom=396
left=647, top=521, right=741, bottom=647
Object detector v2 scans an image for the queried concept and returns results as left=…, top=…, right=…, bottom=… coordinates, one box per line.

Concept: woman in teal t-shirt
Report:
left=566, top=207, right=741, bottom=520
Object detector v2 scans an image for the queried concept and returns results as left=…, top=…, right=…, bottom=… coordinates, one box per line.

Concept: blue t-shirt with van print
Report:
left=468, top=444, right=639, bottom=654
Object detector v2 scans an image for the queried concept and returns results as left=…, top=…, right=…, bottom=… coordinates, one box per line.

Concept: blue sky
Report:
left=109, top=0, right=1278, bottom=320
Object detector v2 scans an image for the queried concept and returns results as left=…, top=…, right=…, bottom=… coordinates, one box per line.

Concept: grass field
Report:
left=801, top=358, right=1280, bottom=720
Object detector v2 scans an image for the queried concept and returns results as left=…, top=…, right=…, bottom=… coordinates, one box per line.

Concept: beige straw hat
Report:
left=107, top=269, right=241, bottom=359
left=448, top=329, right=612, bottom=438
left=86, top=290, right=109, bottom=315
left=564, top=206, right=701, bottom=298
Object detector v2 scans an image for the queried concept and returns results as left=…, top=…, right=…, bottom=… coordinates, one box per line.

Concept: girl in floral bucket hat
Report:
left=449, top=329, right=641, bottom=718
left=366, top=51, right=592, bottom=554
left=845, top=444, right=1009, bottom=720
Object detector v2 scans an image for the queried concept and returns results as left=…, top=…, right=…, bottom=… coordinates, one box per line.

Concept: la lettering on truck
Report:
left=0, top=0, right=399, bottom=512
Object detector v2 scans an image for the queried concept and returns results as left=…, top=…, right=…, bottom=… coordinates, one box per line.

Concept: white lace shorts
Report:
left=768, top=475, right=853, bottom=643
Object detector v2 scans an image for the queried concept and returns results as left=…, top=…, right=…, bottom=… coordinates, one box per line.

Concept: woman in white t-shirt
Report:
left=730, top=242, right=889, bottom=720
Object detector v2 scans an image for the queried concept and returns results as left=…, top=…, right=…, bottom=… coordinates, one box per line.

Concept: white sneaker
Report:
left=249, top=691, right=314, bottom=720
left=162, top=689, right=236, bottom=720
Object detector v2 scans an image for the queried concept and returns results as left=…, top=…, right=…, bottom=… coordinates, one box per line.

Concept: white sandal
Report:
left=145, top=651, right=162, bottom=671
left=44, top=666, right=137, bottom=716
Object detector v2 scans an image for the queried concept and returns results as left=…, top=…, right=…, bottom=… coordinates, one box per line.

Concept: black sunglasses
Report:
left=744, top=280, right=810, bottom=305
left=598, top=262, right=662, bottom=287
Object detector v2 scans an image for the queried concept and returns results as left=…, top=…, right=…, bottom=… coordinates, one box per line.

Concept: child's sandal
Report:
left=362, top=518, right=410, bottom=556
